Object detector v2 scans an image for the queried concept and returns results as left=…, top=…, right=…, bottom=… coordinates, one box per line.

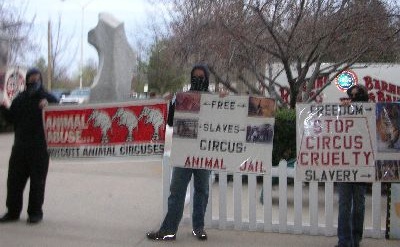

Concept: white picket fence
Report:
left=162, top=155, right=385, bottom=238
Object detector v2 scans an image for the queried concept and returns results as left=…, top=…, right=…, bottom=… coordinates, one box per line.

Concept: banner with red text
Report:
left=43, top=99, right=168, bottom=159
left=296, top=103, right=376, bottom=182
left=170, top=92, right=276, bottom=174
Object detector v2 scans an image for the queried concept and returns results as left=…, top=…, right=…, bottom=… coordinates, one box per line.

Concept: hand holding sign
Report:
left=39, top=99, right=48, bottom=109
left=0, top=90, right=9, bottom=108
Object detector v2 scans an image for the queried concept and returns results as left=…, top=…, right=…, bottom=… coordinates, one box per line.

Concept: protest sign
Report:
left=170, top=92, right=275, bottom=174
left=4, top=68, right=25, bottom=105
left=375, top=102, right=400, bottom=182
left=388, top=183, right=400, bottom=239
left=43, top=99, right=167, bottom=159
left=296, top=103, right=376, bottom=182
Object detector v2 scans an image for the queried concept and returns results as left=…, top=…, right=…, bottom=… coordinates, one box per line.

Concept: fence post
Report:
left=278, top=160, right=288, bottom=233
left=293, top=168, right=303, bottom=234
left=234, top=172, right=243, bottom=230
left=325, top=182, right=335, bottom=236
left=219, top=171, right=228, bottom=229
left=263, top=173, right=273, bottom=232
left=309, top=182, right=319, bottom=235
left=248, top=173, right=257, bottom=231
left=372, top=182, right=382, bottom=238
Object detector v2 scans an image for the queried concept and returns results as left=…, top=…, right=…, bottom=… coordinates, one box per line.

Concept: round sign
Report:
left=334, top=70, right=358, bottom=92
left=5, top=70, right=25, bottom=103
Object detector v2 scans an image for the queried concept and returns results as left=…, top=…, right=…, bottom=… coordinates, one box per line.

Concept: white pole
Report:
left=80, top=6, right=84, bottom=89
left=61, top=0, right=95, bottom=89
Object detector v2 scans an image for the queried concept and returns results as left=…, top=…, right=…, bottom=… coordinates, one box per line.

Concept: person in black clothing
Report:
left=336, top=84, right=369, bottom=247
left=147, top=64, right=211, bottom=241
left=0, top=68, right=59, bottom=224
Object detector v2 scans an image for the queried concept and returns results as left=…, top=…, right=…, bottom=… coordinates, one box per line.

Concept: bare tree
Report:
left=159, top=0, right=400, bottom=108
left=147, top=38, right=186, bottom=94
left=50, top=14, right=77, bottom=88
left=0, top=0, right=35, bottom=66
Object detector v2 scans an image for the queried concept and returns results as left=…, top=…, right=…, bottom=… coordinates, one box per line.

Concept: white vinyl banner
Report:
left=390, top=183, right=400, bottom=239
left=296, top=103, right=377, bottom=182
left=170, top=92, right=276, bottom=174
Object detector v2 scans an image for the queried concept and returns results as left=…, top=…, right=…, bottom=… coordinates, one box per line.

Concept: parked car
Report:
left=51, top=89, right=70, bottom=101
left=60, top=88, right=90, bottom=104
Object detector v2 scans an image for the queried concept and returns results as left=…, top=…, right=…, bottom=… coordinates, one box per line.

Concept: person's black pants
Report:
left=6, top=146, right=49, bottom=217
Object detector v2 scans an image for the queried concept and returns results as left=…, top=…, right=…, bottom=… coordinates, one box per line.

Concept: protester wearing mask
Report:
left=336, top=84, right=369, bottom=247
left=0, top=68, right=59, bottom=224
left=147, top=64, right=211, bottom=241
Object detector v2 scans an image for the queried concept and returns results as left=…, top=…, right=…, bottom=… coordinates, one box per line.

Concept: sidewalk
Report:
left=0, top=133, right=398, bottom=247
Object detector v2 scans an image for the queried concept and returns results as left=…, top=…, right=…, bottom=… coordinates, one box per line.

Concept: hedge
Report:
left=272, top=107, right=297, bottom=166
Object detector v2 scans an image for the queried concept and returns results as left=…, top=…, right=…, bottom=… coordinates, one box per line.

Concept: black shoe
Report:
left=27, top=215, right=43, bottom=224
left=192, top=229, right=207, bottom=240
left=0, top=213, right=19, bottom=223
left=146, top=231, right=176, bottom=241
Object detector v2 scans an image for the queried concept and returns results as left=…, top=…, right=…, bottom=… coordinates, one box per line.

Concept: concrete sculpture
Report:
left=88, top=13, right=136, bottom=103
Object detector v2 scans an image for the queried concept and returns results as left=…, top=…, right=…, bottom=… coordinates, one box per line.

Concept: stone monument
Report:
left=88, top=12, right=136, bottom=103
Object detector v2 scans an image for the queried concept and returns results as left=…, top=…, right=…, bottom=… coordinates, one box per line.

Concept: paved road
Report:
left=0, top=133, right=398, bottom=247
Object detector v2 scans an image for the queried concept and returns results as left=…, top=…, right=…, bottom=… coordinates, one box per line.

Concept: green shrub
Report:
left=272, top=108, right=296, bottom=166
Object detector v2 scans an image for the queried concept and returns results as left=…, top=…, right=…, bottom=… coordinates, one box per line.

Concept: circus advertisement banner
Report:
left=43, top=99, right=168, bottom=159
left=375, top=102, right=400, bottom=182
left=296, top=103, right=377, bottom=182
left=170, top=92, right=276, bottom=174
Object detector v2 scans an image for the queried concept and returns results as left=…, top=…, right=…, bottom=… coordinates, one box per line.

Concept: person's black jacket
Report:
left=167, top=99, right=175, bottom=127
left=0, top=86, right=59, bottom=148
left=167, top=64, right=210, bottom=127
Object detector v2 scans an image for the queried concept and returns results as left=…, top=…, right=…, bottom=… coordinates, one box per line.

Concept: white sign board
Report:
left=296, top=103, right=377, bottom=182
left=389, top=183, right=400, bottom=239
left=4, top=68, right=25, bottom=106
left=170, top=92, right=276, bottom=174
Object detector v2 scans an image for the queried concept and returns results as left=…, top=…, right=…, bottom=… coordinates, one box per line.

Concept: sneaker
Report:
left=0, top=213, right=19, bottom=223
left=27, top=215, right=43, bottom=224
left=146, top=231, right=176, bottom=241
left=192, top=229, right=207, bottom=240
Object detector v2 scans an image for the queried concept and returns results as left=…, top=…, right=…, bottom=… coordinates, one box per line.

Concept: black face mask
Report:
left=350, top=90, right=369, bottom=102
left=190, top=76, right=207, bottom=91
left=26, top=81, right=41, bottom=96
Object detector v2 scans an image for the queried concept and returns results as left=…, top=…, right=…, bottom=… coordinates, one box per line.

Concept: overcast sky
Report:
left=22, top=0, right=166, bottom=72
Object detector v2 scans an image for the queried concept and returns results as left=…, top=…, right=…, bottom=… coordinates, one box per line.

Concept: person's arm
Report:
left=38, top=91, right=60, bottom=109
left=46, top=92, right=60, bottom=104
left=0, top=102, right=14, bottom=124
left=167, top=100, right=175, bottom=127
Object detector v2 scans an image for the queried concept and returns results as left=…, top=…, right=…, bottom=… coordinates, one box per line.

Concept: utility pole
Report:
left=61, top=0, right=95, bottom=89
left=47, top=20, right=52, bottom=91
